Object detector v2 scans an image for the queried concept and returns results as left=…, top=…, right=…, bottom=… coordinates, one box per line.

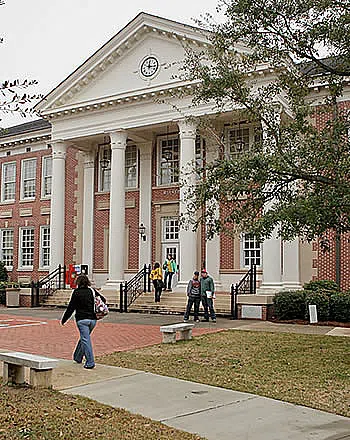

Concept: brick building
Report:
left=0, top=13, right=349, bottom=309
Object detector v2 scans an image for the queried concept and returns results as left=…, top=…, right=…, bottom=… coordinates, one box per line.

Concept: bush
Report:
left=303, top=280, right=339, bottom=294
left=304, top=290, right=330, bottom=321
left=330, top=292, right=350, bottom=323
left=0, top=261, right=8, bottom=282
left=273, top=290, right=306, bottom=320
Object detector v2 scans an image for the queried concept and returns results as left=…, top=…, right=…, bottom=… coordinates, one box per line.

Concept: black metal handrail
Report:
left=120, top=264, right=151, bottom=312
left=31, top=264, right=66, bottom=307
left=230, top=263, right=257, bottom=319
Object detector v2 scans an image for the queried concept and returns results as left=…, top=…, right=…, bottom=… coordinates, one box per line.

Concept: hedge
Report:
left=273, top=290, right=306, bottom=320
left=329, top=292, right=350, bottom=323
left=304, top=290, right=330, bottom=321
left=303, top=280, right=339, bottom=294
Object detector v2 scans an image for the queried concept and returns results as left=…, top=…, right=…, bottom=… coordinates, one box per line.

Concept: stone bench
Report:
left=0, top=351, right=59, bottom=388
left=160, top=323, right=195, bottom=343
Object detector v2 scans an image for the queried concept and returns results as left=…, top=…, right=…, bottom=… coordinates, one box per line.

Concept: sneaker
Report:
left=212, top=319, right=216, bottom=323
left=183, top=318, right=188, bottom=322
left=84, top=365, right=95, bottom=369
left=194, top=319, right=200, bottom=322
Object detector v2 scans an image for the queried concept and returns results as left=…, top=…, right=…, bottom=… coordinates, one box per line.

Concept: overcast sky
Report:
left=1, top=0, right=219, bottom=128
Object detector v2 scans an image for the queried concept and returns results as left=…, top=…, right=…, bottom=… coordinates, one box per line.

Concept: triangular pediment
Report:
left=36, top=13, right=213, bottom=113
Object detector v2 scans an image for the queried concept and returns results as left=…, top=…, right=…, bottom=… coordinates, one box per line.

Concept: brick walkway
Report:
left=0, top=314, right=220, bottom=359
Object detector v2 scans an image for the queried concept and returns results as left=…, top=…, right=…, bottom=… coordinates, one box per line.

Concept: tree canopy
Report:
left=181, top=0, right=350, bottom=242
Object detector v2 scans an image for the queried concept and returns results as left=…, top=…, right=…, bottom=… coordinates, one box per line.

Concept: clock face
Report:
left=140, top=56, right=159, bottom=78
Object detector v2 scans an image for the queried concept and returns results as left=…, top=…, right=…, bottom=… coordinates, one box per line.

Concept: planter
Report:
left=6, top=288, right=20, bottom=307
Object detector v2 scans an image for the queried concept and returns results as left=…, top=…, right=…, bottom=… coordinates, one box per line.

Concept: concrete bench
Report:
left=0, top=351, right=59, bottom=388
left=160, top=323, right=195, bottom=343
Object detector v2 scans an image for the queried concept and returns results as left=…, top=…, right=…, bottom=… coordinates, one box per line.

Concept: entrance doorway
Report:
left=161, top=217, right=179, bottom=287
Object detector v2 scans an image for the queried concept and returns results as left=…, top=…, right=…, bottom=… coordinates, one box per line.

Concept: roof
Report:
left=0, top=119, right=51, bottom=139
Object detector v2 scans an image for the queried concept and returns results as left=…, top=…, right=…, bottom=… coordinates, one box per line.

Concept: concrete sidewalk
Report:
left=56, top=360, right=350, bottom=440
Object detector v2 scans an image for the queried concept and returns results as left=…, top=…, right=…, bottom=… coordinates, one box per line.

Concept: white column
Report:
left=282, top=239, right=302, bottom=290
left=205, top=139, right=221, bottom=286
left=258, top=111, right=283, bottom=293
left=177, top=119, right=197, bottom=286
left=139, top=142, right=152, bottom=267
left=49, top=140, right=67, bottom=272
left=82, top=149, right=96, bottom=276
left=104, top=130, right=127, bottom=288
left=259, top=233, right=283, bottom=292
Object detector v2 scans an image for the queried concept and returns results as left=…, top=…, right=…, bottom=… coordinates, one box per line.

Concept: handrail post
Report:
left=58, top=264, right=62, bottom=289
left=143, top=264, right=147, bottom=292
left=124, top=281, right=128, bottom=313
left=119, top=283, right=124, bottom=313
left=147, top=264, right=151, bottom=292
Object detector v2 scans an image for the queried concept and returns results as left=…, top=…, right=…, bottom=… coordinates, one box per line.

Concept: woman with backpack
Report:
left=61, top=274, right=106, bottom=369
left=150, top=262, right=163, bottom=302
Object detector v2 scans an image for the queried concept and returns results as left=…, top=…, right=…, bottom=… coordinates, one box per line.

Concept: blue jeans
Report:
left=164, top=271, right=174, bottom=290
left=74, top=319, right=97, bottom=368
left=201, top=295, right=216, bottom=321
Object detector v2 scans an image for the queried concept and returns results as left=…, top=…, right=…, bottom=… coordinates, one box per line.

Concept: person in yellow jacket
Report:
left=150, top=262, right=163, bottom=302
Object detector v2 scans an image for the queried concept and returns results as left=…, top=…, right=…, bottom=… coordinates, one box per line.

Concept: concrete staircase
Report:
left=42, top=289, right=233, bottom=316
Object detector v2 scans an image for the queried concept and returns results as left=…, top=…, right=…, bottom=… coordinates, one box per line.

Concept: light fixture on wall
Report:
left=234, top=121, right=245, bottom=152
left=100, top=135, right=110, bottom=169
left=139, top=223, right=146, bottom=242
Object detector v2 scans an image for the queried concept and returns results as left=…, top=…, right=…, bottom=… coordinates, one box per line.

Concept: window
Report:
left=125, top=145, right=137, bottom=188
left=42, top=156, right=52, bottom=198
left=1, top=229, right=14, bottom=268
left=19, top=228, right=34, bottom=268
left=1, top=162, right=16, bottom=202
left=228, top=126, right=250, bottom=156
left=163, top=217, right=179, bottom=241
left=242, top=233, right=261, bottom=267
left=21, top=158, right=37, bottom=199
left=158, top=136, right=179, bottom=185
left=40, top=226, right=50, bottom=268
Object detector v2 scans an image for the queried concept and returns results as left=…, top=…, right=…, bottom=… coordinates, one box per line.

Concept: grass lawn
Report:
left=99, top=330, right=350, bottom=418
left=0, top=386, right=204, bottom=440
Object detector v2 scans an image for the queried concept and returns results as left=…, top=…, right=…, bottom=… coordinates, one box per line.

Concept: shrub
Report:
left=304, top=290, right=330, bottom=321
left=330, top=292, right=350, bottom=323
left=303, top=280, right=339, bottom=294
left=0, top=261, right=8, bottom=282
left=273, top=290, right=306, bottom=320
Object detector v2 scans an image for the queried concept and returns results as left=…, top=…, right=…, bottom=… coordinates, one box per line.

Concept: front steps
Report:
left=42, top=289, right=233, bottom=316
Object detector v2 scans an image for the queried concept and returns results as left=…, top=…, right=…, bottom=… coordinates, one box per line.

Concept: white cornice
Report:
left=0, top=130, right=51, bottom=148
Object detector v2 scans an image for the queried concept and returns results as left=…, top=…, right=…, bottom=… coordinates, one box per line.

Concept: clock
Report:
left=140, top=56, right=159, bottom=78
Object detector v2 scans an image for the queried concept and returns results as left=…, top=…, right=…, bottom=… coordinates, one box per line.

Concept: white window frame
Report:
left=125, top=145, right=138, bottom=189
left=157, top=135, right=180, bottom=186
left=240, top=233, right=262, bottom=268
left=21, top=158, right=37, bottom=200
left=1, top=162, right=16, bottom=202
left=162, top=217, right=179, bottom=242
left=41, top=156, right=52, bottom=199
left=39, top=225, right=50, bottom=269
left=0, top=229, right=14, bottom=270
left=98, top=145, right=111, bottom=192
left=18, top=227, right=35, bottom=270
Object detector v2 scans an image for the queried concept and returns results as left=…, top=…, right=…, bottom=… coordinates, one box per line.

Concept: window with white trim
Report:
left=163, top=217, right=179, bottom=241
left=125, top=145, right=137, bottom=188
left=99, top=146, right=111, bottom=192
left=227, top=126, right=250, bottom=156
left=158, top=136, right=179, bottom=185
left=41, top=156, right=52, bottom=198
left=242, top=233, right=262, bottom=267
left=1, top=162, right=16, bottom=202
left=19, top=228, right=34, bottom=268
left=1, top=229, right=14, bottom=268
left=40, top=226, right=50, bottom=268
left=21, top=158, right=37, bottom=199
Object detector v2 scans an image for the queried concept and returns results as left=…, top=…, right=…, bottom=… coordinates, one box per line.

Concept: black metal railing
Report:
left=230, top=263, right=257, bottom=319
left=31, top=265, right=66, bottom=307
left=119, top=264, right=151, bottom=312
